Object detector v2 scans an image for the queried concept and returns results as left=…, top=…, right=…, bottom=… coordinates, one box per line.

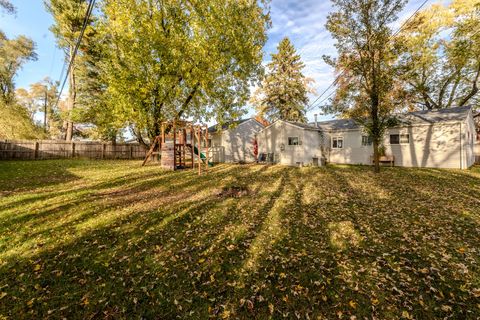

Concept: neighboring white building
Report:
left=207, top=118, right=265, bottom=163
left=256, top=106, right=477, bottom=169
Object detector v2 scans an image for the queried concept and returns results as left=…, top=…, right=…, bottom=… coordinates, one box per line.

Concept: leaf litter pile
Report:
left=0, top=160, right=479, bottom=319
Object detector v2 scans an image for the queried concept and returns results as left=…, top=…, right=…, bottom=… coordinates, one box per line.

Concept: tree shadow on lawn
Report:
left=1, top=164, right=480, bottom=319
left=0, top=163, right=262, bottom=254
left=0, top=160, right=83, bottom=194
left=0, top=168, right=189, bottom=253
left=321, top=166, right=480, bottom=319
left=0, top=163, right=289, bottom=318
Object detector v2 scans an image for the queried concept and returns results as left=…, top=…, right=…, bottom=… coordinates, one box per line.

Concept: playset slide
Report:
left=193, top=146, right=214, bottom=167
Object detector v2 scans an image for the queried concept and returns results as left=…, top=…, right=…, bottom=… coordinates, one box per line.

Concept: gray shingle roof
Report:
left=310, top=106, right=472, bottom=131
left=208, top=118, right=251, bottom=133
left=284, top=121, right=321, bottom=130
left=396, top=105, right=472, bottom=125
left=313, top=119, right=359, bottom=131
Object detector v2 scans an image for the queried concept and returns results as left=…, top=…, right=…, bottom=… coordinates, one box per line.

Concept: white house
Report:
left=207, top=118, right=265, bottom=163
left=256, top=120, right=324, bottom=166
left=256, top=106, right=477, bottom=169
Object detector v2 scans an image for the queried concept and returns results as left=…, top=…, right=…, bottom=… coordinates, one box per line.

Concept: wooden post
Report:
left=34, top=141, right=39, bottom=160
left=102, top=143, right=106, bottom=159
left=191, top=126, right=194, bottom=169
left=71, top=142, right=75, bottom=158
left=205, top=125, right=209, bottom=173
left=173, top=121, right=176, bottom=169
left=129, top=145, right=133, bottom=159
left=160, top=123, right=165, bottom=162
left=196, top=127, right=201, bottom=175
left=183, top=129, right=186, bottom=168
left=161, top=123, right=165, bottom=143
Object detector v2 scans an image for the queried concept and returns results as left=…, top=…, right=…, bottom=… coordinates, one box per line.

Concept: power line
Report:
left=53, top=0, right=95, bottom=109
left=306, top=0, right=431, bottom=112
left=392, top=0, right=430, bottom=37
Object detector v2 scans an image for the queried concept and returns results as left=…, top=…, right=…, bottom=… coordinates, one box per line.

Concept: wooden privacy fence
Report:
left=0, top=140, right=147, bottom=160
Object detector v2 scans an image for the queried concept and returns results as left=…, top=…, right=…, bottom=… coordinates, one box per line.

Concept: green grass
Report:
left=0, top=160, right=479, bottom=319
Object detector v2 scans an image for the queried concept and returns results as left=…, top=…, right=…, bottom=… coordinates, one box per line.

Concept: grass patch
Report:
left=0, top=160, right=479, bottom=319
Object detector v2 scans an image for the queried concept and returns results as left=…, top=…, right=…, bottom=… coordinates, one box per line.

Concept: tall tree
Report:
left=0, top=31, right=37, bottom=104
left=0, top=100, right=46, bottom=139
left=16, top=78, right=62, bottom=136
left=253, top=37, right=312, bottom=122
left=0, top=0, right=15, bottom=14
left=399, top=0, right=480, bottom=110
left=73, top=24, right=121, bottom=142
left=96, top=0, right=270, bottom=146
left=0, top=0, right=44, bottom=140
left=324, top=0, right=406, bottom=173
left=45, top=0, right=94, bottom=141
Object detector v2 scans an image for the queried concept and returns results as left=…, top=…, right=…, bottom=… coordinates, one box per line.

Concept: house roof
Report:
left=208, top=118, right=251, bottom=133
left=396, top=105, right=472, bottom=125
left=312, top=119, right=358, bottom=131
left=208, top=118, right=266, bottom=133
left=259, top=120, right=321, bottom=133
left=310, top=106, right=472, bottom=131
left=284, top=121, right=322, bottom=131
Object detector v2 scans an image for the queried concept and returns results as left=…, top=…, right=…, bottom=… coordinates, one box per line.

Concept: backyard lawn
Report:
left=0, top=160, right=479, bottom=319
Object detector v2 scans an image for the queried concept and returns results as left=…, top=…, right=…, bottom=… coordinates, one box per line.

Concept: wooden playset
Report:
left=142, top=120, right=213, bottom=174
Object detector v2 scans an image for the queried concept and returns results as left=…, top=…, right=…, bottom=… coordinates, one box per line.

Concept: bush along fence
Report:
left=0, top=140, right=147, bottom=160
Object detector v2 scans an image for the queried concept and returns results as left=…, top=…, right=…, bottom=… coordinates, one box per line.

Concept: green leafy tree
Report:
left=96, top=0, right=270, bottom=146
left=324, top=0, right=406, bottom=173
left=0, top=31, right=37, bottom=104
left=398, top=0, right=480, bottom=110
left=253, top=37, right=312, bottom=122
left=16, top=78, right=63, bottom=137
left=0, top=0, right=15, bottom=14
left=45, top=0, right=94, bottom=141
left=0, top=0, right=44, bottom=139
left=0, top=100, right=46, bottom=139
left=73, top=24, right=121, bottom=142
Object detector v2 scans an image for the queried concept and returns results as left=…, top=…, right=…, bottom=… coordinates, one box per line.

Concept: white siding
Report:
left=384, top=123, right=462, bottom=168
left=208, top=133, right=224, bottom=163
left=325, top=122, right=469, bottom=169
left=324, top=130, right=373, bottom=165
left=215, top=119, right=264, bottom=163
left=258, top=121, right=323, bottom=166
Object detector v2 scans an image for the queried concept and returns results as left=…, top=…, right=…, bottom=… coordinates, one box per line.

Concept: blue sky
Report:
left=1, top=0, right=428, bottom=123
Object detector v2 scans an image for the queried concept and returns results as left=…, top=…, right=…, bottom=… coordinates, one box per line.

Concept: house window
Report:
left=288, top=137, right=299, bottom=146
left=361, top=135, right=372, bottom=146
left=332, top=137, right=343, bottom=149
left=390, top=134, right=409, bottom=144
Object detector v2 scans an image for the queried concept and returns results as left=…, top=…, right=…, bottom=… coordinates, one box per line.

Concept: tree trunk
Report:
left=65, top=46, right=76, bottom=141
left=373, top=139, right=380, bottom=173
left=371, top=88, right=381, bottom=173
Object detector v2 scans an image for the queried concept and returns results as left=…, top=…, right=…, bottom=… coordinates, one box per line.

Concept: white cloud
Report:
left=257, top=0, right=436, bottom=122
